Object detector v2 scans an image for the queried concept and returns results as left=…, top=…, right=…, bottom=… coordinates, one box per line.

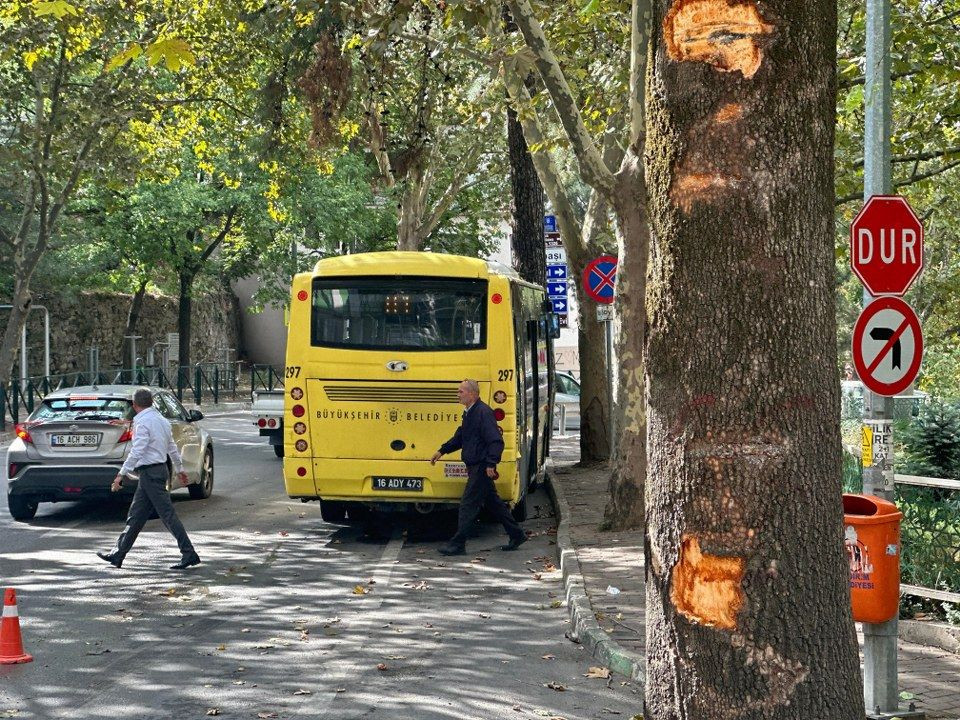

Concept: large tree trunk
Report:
left=507, top=106, right=546, bottom=285
left=643, top=0, right=863, bottom=716
left=121, top=278, right=148, bottom=369
left=178, top=270, right=194, bottom=368
left=397, top=159, right=429, bottom=251
left=0, top=275, right=32, bottom=385
left=604, top=164, right=648, bottom=527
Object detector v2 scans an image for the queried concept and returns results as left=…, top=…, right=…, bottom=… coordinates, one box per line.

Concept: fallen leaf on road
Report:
left=479, top=613, right=490, bottom=619
left=543, top=563, right=557, bottom=572
left=335, top=688, right=346, bottom=693
left=293, top=689, right=312, bottom=695
left=544, top=682, right=566, bottom=691
left=533, top=573, right=542, bottom=581
left=585, top=667, right=611, bottom=679
left=205, top=709, right=220, bottom=716
left=550, top=600, right=563, bottom=608
left=352, top=585, right=370, bottom=595
left=387, top=655, right=406, bottom=660
left=471, top=556, right=486, bottom=563
left=84, top=649, right=111, bottom=656
left=512, top=705, right=523, bottom=712
left=602, top=709, right=622, bottom=715
left=216, top=644, right=226, bottom=651
left=541, top=654, right=555, bottom=660
left=279, top=531, right=289, bottom=537
left=257, top=713, right=277, bottom=719
left=367, top=578, right=376, bottom=584
left=241, top=628, right=250, bottom=633
left=376, top=663, right=389, bottom=671
left=233, top=681, right=245, bottom=685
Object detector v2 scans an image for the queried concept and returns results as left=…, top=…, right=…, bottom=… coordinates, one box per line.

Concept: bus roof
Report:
left=311, top=252, right=522, bottom=281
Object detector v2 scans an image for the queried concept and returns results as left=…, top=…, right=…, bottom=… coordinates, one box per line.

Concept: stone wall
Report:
left=17, top=289, right=241, bottom=376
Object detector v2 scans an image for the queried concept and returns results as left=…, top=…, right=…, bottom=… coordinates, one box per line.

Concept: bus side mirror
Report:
left=548, top=313, right=561, bottom=339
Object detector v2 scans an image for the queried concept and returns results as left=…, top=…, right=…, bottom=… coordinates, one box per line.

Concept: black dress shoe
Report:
left=500, top=534, right=528, bottom=552
left=438, top=543, right=466, bottom=556
left=97, top=551, right=123, bottom=568
left=170, top=555, right=201, bottom=570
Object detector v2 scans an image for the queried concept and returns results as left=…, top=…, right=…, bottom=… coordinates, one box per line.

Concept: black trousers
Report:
left=450, top=464, right=523, bottom=547
left=111, top=463, right=196, bottom=559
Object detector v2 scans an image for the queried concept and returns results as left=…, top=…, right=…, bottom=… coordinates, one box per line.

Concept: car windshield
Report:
left=31, top=398, right=133, bottom=421
left=311, top=277, right=487, bottom=351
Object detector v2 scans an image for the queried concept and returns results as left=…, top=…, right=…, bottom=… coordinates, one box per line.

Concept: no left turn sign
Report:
left=852, top=296, right=924, bottom=397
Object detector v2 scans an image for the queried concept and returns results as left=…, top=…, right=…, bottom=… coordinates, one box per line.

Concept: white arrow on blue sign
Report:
left=546, top=264, right=567, bottom=280
left=551, top=298, right=568, bottom=313
left=547, top=282, right=567, bottom=297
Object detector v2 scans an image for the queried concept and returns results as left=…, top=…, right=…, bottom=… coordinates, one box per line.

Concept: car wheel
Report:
left=8, top=495, right=38, bottom=521
left=273, top=444, right=284, bottom=458
left=189, top=449, right=214, bottom=500
left=320, top=500, right=347, bottom=524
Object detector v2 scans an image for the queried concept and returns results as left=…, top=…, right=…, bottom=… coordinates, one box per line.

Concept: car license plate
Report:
left=51, top=433, right=100, bottom=447
left=371, top=476, right=423, bottom=492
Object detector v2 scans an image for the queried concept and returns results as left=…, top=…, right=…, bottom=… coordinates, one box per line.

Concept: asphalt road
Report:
left=0, top=411, right=642, bottom=719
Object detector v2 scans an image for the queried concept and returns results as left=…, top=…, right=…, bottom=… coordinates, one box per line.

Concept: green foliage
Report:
left=899, top=401, right=960, bottom=480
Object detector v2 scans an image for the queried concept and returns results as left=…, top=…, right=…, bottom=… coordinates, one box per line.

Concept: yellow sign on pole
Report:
left=861, top=425, right=874, bottom=467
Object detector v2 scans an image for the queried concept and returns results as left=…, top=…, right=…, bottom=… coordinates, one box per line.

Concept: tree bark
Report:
left=0, top=276, right=32, bottom=385
left=121, top=277, right=148, bottom=369
left=178, top=270, right=194, bottom=368
left=507, top=105, right=546, bottom=286
left=397, top=157, right=429, bottom=251
left=605, top=162, right=648, bottom=527
left=643, top=0, right=864, bottom=716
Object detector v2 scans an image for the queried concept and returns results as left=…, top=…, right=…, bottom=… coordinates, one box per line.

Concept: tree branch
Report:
left=366, top=98, right=395, bottom=187
left=835, top=158, right=960, bottom=206
left=628, top=0, right=652, bottom=149
left=419, top=144, right=484, bottom=240
left=838, top=68, right=922, bottom=90
left=505, top=0, right=616, bottom=196
left=198, top=205, right=239, bottom=264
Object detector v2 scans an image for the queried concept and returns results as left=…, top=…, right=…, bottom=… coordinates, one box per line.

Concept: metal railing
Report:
left=250, top=364, right=284, bottom=397
left=1, top=361, right=244, bottom=429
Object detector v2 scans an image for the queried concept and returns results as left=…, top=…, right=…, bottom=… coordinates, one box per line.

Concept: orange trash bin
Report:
left=843, top=494, right=903, bottom=624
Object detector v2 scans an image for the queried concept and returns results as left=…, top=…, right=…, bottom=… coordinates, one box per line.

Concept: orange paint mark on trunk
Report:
left=714, top=102, right=743, bottom=124
left=670, top=172, right=731, bottom=214
left=671, top=535, right=745, bottom=629
left=663, top=0, right=774, bottom=78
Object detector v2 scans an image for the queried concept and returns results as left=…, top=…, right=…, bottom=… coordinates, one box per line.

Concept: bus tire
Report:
left=511, top=491, right=528, bottom=523
left=320, top=500, right=347, bottom=524
left=273, top=444, right=284, bottom=458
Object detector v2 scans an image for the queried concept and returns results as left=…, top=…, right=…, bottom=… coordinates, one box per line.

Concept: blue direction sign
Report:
left=546, top=264, right=567, bottom=280
left=544, top=214, right=557, bottom=233
left=547, top=282, right=567, bottom=297
left=551, top=298, right=569, bottom=313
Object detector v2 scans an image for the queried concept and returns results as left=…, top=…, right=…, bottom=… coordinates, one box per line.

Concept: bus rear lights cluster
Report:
left=491, top=293, right=503, bottom=304
left=292, top=404, right=306, bottom=418
left=297, top=290, right=308, bottom=302
left=267, top=418, right=277, bottom=428
left=290, top=387, right=304, bottom=400
left=295, top=440, right=308, bottom=453
left=493, top=408, right=506, bottom=421
left=294, top=422, right=307, bottom=435
left=296, top=466, right=307, bottom=477
left=257, top=418, right=266, bottom=428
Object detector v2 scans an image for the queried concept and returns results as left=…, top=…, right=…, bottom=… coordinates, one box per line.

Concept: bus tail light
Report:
left=295, top=440, right=308, bottom=452
left=291, top=387, right=303, bottom=400
left=257, top=418, right=267, bottom=428
left=267, top=418, right=277, bottom=428
left=493, top=408, right=505, bottom=421
left=294, top=422, right=306, bottom=435
left=292, top=405, right=305, bottom=418
left=297, top=290, right=308, bottom=302
left=296, top=466, right=307, bottom=477
left=14, top=424, right=33, bottom=444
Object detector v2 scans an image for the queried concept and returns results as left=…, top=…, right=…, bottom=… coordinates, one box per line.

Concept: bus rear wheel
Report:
left=320, top=500, right=347, bottom=524
left=273, top=444, right=284, bottom=458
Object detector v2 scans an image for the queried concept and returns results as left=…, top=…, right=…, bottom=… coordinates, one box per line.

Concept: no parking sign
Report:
left=582, top=255, right=617, bottom=304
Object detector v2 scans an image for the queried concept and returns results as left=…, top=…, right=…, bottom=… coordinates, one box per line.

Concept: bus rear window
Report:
left=311, top=277, right=487, bottom=351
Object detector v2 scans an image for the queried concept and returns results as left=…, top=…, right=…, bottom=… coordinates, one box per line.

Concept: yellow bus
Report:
left=282, top=251, right=557, bottom=523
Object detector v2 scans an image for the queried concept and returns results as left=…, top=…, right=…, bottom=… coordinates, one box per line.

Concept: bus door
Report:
left=526, top=318, right=540, bottom=485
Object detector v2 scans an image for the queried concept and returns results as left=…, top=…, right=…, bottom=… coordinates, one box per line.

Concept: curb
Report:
left=899, top=619, right=960, bottom=655
left=545, top=462, right=645, bottom=685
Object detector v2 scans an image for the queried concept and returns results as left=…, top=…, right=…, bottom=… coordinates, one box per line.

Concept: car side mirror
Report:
left=188, top=409, right=204, bottom=422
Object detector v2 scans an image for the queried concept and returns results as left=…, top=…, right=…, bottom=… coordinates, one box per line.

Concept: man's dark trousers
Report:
left=449, top=464, right=524, bottom=547
left=112, top=463, right=196, bottom=559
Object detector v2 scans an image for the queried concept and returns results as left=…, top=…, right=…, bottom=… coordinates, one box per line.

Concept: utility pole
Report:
left=861, top=1, right=921, bottom=717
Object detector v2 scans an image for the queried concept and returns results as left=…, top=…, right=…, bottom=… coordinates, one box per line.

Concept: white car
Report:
left=554, top=371, right=580, bottom=432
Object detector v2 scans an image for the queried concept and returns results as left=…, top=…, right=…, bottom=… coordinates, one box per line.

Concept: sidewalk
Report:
left=547, top=434, right=960, bottom=719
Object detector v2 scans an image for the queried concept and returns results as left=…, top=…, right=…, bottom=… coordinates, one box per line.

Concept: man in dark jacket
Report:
left=431, top=379, right=527, bottom=556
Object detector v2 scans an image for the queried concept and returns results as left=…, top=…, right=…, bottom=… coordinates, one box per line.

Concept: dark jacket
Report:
left=438, top=400, right=504, bottom=468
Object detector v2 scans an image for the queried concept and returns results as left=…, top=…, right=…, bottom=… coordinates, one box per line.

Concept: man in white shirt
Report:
left=96, top=388, right=201, bottom=570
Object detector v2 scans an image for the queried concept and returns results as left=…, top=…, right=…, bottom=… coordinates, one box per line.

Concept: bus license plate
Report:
left=372, top=477, right=423, bottom=492
left=51, top=433, right=99, bottom=447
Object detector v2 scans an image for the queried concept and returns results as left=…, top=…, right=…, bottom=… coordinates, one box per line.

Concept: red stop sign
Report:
left=850, top=195, right=924, bottom=296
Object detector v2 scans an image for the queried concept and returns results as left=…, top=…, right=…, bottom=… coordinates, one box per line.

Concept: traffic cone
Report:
left=0, top=588, right=33, bottom=664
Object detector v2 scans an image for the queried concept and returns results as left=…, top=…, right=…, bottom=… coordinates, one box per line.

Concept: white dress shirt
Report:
left=119, top=406, right=184, bottom=476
